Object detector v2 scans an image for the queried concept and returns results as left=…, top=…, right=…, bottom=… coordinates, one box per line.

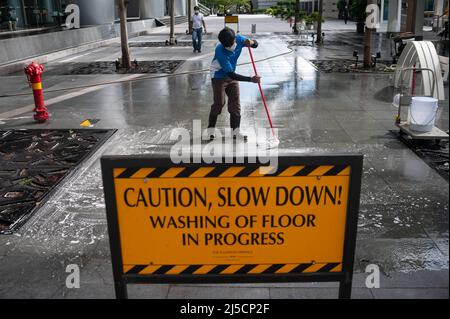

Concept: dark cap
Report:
left=218, top=27, right=236, bottom=47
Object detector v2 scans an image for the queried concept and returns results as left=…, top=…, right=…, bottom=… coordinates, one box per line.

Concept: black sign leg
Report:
left=338, top=276, right=352, bottom=299
left=114, top=279, right=128, bottom=299
left=101, top=155, right=363, bottom=300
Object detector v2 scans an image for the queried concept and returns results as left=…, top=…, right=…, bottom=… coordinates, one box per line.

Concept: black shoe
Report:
left=198, top=50, right=202, bottom=53
left=204, top=127, right=216, bottom=141
left=230, top=114, right=247, bottom=141
left=193, top=49, right=197, bottom=53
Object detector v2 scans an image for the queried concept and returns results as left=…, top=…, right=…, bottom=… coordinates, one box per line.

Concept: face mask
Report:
left=194, top=10, right=199, bottom=14
left=226, top=42, right=237, bottom=52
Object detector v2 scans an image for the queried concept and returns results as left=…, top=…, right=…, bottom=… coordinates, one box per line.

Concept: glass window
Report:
left=424, top=0, right=435, bottom=11
left=0, top=0, right=69, bottom=30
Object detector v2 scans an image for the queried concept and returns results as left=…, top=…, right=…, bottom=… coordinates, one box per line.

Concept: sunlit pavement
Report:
left=0, top=15, right=448, bottom=299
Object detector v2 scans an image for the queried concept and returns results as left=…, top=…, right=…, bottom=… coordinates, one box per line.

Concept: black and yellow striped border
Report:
left=114, top=165, right=350, bottom=179
left=124, top=263, right=342, bottom=275
left=101, top=155, right=364, bottom=298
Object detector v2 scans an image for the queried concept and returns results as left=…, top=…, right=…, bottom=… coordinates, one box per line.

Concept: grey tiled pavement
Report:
left=0, top=15, right=448, bottom=299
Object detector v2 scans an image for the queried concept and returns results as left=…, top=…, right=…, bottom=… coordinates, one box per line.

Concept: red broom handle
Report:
left=247, top=46, right=278, bottom=140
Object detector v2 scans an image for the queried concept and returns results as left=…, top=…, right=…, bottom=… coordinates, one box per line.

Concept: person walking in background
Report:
left=191, top=6, right=206, bottom=53
left=343, top=5, right=349, bottom=24
left=1, top=7, right=17, bottom=31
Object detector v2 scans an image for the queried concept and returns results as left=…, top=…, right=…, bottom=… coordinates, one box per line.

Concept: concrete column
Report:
left=434, top=0, right=444, bottom=28
left=139, top=0, right=165, bottom=19
left=127, top=0, right=140, bottom=18
left=434, top=0, right=444, bottom=16
left=380, top=0, right=385, bottom=24
left=387, top=0, right=401, bottom=32
left=191, top=0, right=198, bottom=11
left=74, top=0, right=115, bottom=26
left=403, top=0, right=425, bottom=35
left=175, top=0, right=186, bottom=16
left=412, top=0, right=425, bottom=35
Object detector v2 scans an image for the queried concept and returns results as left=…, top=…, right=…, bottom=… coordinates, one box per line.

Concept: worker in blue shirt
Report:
left=208, top=27, right=260, bottom=141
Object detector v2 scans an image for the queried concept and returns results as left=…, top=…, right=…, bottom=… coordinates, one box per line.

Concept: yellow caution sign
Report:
left=224, top=15, right=239, bottom=24
left=101, top=155, right=363, bottom=299
left=224, top=15, right=239, bottom=32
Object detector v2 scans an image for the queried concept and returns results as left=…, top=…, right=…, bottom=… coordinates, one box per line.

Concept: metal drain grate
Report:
left=310, top=59, right=395, bottom=73
left=0, top=129, right=115, bottom=234
left=42, top=61, right=185, bottom=75
left=129, top=41, right=193, bottom=47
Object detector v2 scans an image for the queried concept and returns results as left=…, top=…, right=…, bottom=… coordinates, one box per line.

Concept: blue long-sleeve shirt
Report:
left=210, top=34, right=249, bottom=80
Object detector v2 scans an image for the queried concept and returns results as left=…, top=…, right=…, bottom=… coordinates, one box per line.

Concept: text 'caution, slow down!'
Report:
left=112, top=164, right=351, bottom=273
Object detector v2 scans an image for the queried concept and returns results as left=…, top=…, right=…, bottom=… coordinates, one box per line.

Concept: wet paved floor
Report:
left=0, top=16, right=448, bottom=299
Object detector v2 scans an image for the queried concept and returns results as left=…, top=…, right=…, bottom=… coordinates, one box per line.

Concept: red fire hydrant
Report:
left=24, top=62, right=49, bottom=122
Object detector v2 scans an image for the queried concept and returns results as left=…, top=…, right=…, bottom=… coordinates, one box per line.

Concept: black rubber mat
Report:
left=397, top=132, right=449, bottom=182
left=0, top=129, right=115, bottom=234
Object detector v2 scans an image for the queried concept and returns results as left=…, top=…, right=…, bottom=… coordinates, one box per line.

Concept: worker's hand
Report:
left=204, top=29, right=207, bottom=34
left=244, top=39, right=253, bottom=47
left=251, top=75, right=261, bottom=83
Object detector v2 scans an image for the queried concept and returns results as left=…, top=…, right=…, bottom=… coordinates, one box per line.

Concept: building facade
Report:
left=251, top=0, right=278, bottom=10
left=0, top=0, right=195, bottom=30
left=252, top=0, right=339, bottom=18
left=251, top=0, right=448, bottom=34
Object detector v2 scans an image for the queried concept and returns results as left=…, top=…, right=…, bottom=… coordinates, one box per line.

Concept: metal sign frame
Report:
left=101, top=154, right=363, bottom=299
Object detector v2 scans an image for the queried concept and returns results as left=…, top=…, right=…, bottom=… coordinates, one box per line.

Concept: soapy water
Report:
left=5, top=125, right=445, bottom=273
left=2, top=35, right=448, bottom=272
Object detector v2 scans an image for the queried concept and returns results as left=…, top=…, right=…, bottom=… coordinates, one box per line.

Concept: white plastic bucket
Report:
left=407, top=96, right=439, bottom=132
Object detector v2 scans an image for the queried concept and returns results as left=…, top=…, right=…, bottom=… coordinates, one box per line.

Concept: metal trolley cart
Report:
left=394, top=67, right=449, bottom=144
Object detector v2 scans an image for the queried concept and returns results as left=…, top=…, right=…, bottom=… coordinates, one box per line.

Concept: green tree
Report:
left=169, top=0, right=175, bottom=44
left=349, top=0, right=367, bottom=23
left=232, top=0, right=251, bottom=13
left=315, top=0, right=324, bottom=43
left=336, top=0, right=347, bottom=18
left=363, top=0, right=376, bottom=68
left=187, top=0, right=192, bottom=33
left=119, top=0, right=131, bottom=69
left=293, top=0, right=299, bottom=33
left=206, top=0, right=251, bottom=12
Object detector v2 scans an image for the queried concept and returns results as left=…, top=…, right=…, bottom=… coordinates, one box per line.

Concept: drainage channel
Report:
left=397, top=132, right=449, bottom=182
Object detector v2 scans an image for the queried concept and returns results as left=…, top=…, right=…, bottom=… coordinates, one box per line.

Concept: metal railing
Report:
left=198, top=2, right=210, bottom=16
